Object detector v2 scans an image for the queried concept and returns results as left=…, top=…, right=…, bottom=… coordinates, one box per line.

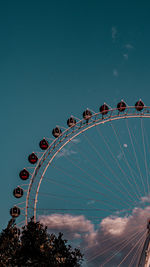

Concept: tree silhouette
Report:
left=0, top=219, right=20, bottom=266
left=0, top=217, right=83, bottom=267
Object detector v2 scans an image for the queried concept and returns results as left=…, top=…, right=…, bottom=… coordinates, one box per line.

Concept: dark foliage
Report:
left=0, top=217, right=83, bottom=267
left=0, top=219, right=20, bottom=266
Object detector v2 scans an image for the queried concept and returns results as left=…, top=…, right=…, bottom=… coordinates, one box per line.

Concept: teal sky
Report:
left=1, top=0, right=150, bottom=234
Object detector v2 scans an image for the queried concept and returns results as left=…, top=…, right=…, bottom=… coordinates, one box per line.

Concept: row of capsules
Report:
left=10, top=99, right=145, bottom=218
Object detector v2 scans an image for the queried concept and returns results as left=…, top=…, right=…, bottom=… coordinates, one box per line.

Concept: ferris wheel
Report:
left=10, top=99, right=150, bottom=266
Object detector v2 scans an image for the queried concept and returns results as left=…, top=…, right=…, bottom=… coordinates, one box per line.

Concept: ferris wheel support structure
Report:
left=138, top=228, right=150, bottom=267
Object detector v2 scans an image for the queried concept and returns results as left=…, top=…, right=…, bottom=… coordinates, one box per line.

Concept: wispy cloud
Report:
left=113, top=69, right=119, bottom=77
left=123, top=54, right=128, bottom=60
left=111, top=26, right=117, bottom=42
left=71, top=138, right=80, bottom=144
left=125, top=43, right=134, bottom=50
left=87, top=200, right=95, bottom=205
left=141, top=195, right=150, bottom=203
left=56, top=148, right=77, bottom=158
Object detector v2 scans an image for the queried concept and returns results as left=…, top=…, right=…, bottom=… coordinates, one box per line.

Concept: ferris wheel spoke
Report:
left=141, top=118, right=150, bottom=196
left=85, top=224, right=143, bottom=253
left=128, top=235, right=146, bottom=267
left=127, top=125, right=147, bottom=169
left=16, top=220, right=26, bottom=226
left=135, top=234, right=148, bottom=267
left=39, top=191, right=120, bottom=210
left=99, top=227, right=146, bottom=266
left=96, top=124, right=141, bottom=201
left=87, top=226, right=146, bottom=264
left=53, top=155, right=137, bottom=209
left=110, top=122, right=143, bottom=200
left=83, top=132, right=137, bottom=204
left=34, top=208, right=127, bottom=214
left=42, top=176, right=127, bottom=212
left=39, top=188, right=121, bottom=211
left=117, top=229, right=147, bottom=267
left=39, top=189, right=136, bottom=215
left=126, top=119, right=147, bottom=196
left=69, top=140, right=138, bottom=208
left=143, top=121, right=150, bottom=165
left=45, top=166, right=128, bottom=208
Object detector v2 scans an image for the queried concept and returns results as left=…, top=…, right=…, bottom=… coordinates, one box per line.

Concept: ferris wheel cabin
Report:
left=10, top=206, right=20, bottom=218
left=83, top=109, right=92, bottom=120
left=13, top=187, right=24, bottom=198
left=99, top=104, right=109, bottom=115
left=67, top=117, right=76, bottom=127
left=28, top=153, right=38, bottom=164
left=117, top=101, right=126, bottom=112
left=135, top=100, right=144, bottom=111
left=39, top=138, right=49, bottom=150
left=19, top=168, right=29, bottom=180
left=52, top=127, right=62, bottom=138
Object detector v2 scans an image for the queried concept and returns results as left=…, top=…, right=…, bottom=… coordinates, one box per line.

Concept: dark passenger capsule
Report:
left=117, top=101, right=126, bottom=112
left=67, top=117, right=76, bottom=127
left=28, top=153, right=38, bottom=164
left=10, top=206, right=20, bottom=218
left=83, top=109, right=92, bottom=120
left=52, top=127, right=62, bottom=138
left=19, top=168, right=29, bottom=180
left=135, top=100, right=144, bottom=111
left=99, top=104, right=109, bottom=115
left=39, top=138, right=49, bottom=150
left=13, top=187, right=24, bottom=198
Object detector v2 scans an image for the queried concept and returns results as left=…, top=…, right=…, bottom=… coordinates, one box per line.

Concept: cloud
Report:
left=39, top=205, right=149, bottom=266
left=87, top=200, right=95, bottom=205
left=141, top=195, right=150, bottom=203
left=56, top=148, right=77, bottom=158
left=112, top=27, right=117, bottom=42
left=123, top=54, right=128, bottom=60
left=39, top=214, right=95, bottom=240
left=85, top=207, right=149, bottom=265
left=113, top=69, right=119, bottom=77
left=100, top=216, right=128, bottom=236
left=125, top=44, right=134, bottom=50
left=71, top=138, right=80, bottom=144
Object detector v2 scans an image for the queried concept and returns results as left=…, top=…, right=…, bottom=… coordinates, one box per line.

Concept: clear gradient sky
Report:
left=1, top=0, right=150, bottom=233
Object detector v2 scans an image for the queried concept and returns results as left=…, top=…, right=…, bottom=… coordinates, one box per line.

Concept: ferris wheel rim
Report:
left=24, top=105, right=150, bottom=224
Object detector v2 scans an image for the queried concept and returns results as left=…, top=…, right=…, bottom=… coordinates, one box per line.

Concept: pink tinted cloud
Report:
left=40, top=214, right=95, bottom=240
left=39, top=206, right=149, bottom=266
